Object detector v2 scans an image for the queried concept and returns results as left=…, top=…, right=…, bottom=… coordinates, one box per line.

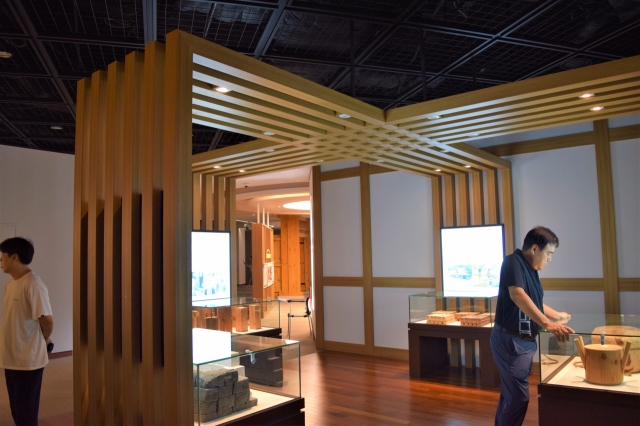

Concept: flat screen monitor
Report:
left=440, top=224, right=504, bottom=297
left=192, top=231, right=231, bottom=303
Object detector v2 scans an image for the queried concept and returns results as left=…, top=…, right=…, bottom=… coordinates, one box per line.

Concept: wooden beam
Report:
left=311, top=166, right=325, bottom=350
left=594, top=119, right=620, bottom=315
left=371, top=277, right=436, bottom=288
left=360, top=163, right=374, bottom=356
left=485, top=169, right=499, bottom=224
left=213, top=176, right=225, bottom=231
left=500, top=165, right=515, bottom=255
left=432, top=177, right=443, bottom=293
left=322, top=277, right=365, bottom=287
left=226, top=177, right=237, bottom=298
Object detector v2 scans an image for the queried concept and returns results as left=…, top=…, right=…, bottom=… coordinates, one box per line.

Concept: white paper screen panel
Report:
left=610, top=138, right=640, bottom=278
left=544, top=291, right=605, bottom=317
left=323, top=286, right=365, bottom=345
left=620, top=292, right=640, bottom=315
left=373, top=287, right=424, bottom=349
left=608, top=113, right=640, bottom=128
left=468, top=121, right=594, bottom=149
left=320, top=160, right=360, bottom=172
left=321, top=177, right=363, bottom=277
left=370, top=172, right=434, bottom=277
left=507, top=145, right=603, bottom=278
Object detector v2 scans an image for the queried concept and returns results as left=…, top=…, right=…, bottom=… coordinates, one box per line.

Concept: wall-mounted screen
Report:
left=192, top=231, right=231, bottom=303
left=441, top=224, right=504, bottom=297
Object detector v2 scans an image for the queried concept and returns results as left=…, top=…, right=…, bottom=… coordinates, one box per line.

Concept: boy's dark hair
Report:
left=0, top=237, right=35, bottom=265
left=522, top=226, right=559, bottom=251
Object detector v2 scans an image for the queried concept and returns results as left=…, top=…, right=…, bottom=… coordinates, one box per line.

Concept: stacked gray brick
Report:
left=193, top=366, right=258, bottom=423
left=239, top=348, right=284, bottom=387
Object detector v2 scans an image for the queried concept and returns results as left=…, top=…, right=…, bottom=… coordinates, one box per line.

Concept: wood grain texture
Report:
left=192, top=173, right=201, bottom=229
left=443, top=175, right=456, bottom=227
left=225, top=177, right=237, bottom=298
left=311, top=166, right=325, bottom=350
left=594, top=119, right=621, bottom=315
left=470, top=171, right=484, bottom=226
left=371, top=277, right=436, bottom=288
left=540, top=278, right=604, bottom=291
left=484, top=169, right=499, bottom=224
left=373, top=346, right=410, bottom=361
left=456, top=173, right=470, bottom=226
left=205, top=175, right=213, bottom=230
left=619, top=278, right=640, bottom=292
left=323, top=277, right=365, bottom=287
left=500, top=166, right=515, bottom=255
left=120, top=51, right=144, bottom=426
left=73, top=77, right=91, bottom=426
left=213, top=175, right=224, bottom=231
left=103, top=60, right=125, bottom=425
left=432, top=178, right=443, bottom=294
left=320, top=166, right=360, bottom=181
left=87, top=69, right=107, bottom=425
left=162, top=30, right=194, bottom=424
left=360, top=163, right=374, bottom=356
left=323, top=341, right=367, bottom=355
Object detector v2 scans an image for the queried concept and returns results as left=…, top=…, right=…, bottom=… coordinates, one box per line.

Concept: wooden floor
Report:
left=1, top=350, right=540, bottom=425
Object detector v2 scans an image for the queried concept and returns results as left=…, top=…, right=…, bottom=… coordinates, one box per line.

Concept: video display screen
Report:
left=192, top=231, right=231, bottom=303
left=441, top=225, right=504, bottom=297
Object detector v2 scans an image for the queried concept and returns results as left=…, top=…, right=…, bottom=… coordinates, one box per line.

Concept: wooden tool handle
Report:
left=621, top=340, right=632, bottom=373
left=574, top=335, right=586, bottom=364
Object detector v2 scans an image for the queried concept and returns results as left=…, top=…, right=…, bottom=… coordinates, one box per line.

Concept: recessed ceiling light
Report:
left=214, top=86, right=230, bottom=93
left=435, top=169, right=441, bottom=172
left=50, top=125, right=63, bottom=130
left=239, top=169, right=245, bottom=173
left=263, top=131, right=275, bottom=136
left=213, top=165, right=220, bottom=169
left=464, top=165, right=471, bottom=168
left=338, top=113, right=351, bottom=119
left=265, top=149, right=275, bottom=152
left=468, top=132, right=479, bottom=137
left=377, top=159, right=384, bottom=163
left=284, top=201, right=311, bottom=210
left=0, top=51, right=12, bottom=59
left=427, top=114, right=441, bottom=120
left=579, top=93, right=594, bottom=99
left=316, top=159, right=324, bottom=162
left=590, top=106, right=604, bottom=111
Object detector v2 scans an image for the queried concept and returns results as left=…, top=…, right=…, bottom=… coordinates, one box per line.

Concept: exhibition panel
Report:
left=538, top=314, right=639, bottom=426
left=192, top=298, right=281, bottom=338
left=193, top=329, right=303, bottom=425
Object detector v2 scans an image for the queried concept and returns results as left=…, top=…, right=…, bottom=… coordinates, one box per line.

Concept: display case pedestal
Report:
left=408, top=322, right=500, bottom=388
left=217, top=398, right=305, bottom=426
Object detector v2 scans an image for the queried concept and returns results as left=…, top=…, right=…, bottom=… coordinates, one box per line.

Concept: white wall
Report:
left=321, top=177, right=362, bottom=277
left=323, top=286, right=365, bottom=344
left=0, top=145, right=74, bottom=353
left=373, top=287, right=425, bottom=349
left=370, top=171, right=434, bottom=277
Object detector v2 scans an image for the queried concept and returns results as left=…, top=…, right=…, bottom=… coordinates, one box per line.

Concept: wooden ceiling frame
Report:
left=190, top=32, right=639, bottom=178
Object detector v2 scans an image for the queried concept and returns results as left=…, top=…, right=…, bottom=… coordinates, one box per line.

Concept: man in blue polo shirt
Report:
left=491, top=226, right=574, bottom=426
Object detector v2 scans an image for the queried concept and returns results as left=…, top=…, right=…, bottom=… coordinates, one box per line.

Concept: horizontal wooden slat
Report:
left=540, top=278, right=604, bottom=291
left=323, top=277, right=364, bottom=287
left=323, top=341, right=367, bottom=355
left=609, top=124, right=640, bottom=142
left=320, top=167, right=360, bottom=181
left=619, top=278, right=640, bottom=292
left=371, top=277, right=436, bottom=288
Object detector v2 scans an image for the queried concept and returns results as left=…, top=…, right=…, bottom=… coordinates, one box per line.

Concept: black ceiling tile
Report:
left=0, top=121, right=17, bottom=136
left=0, top=2, right=24, bottom=33
left=158, top=0, right=271, bottom=51
left=0, top=76, right=60, bottom=100
left=44, top=41, right=141, bottom=76
left=0, top=38, right=46, bottom=73
left=364, top=27, right=484, bottom=73
left=19, top=122, right=75, bottom=138
left=453, top=41, right=568, bottom=82
left=63, top=78, right=80, bottom=102
left=297, top=0, right=404, bottom=15
left=0, top=138, right=30, bottom=148
left=588, top=24, right=640, bottom=57
left=24, top=0, right=144, bottom=40
left=404, top=79, right=495, bottom=104
left=263, top=58, right=339, bottom=85
left=30, top=138, right=75, bottom=154
left=413, top=0, right=534, bottom=33
left=333, top=68, right=421, bottom=99
left=268, top=11, right=383, bottom=62
left=511, top=0, right=639, bottom=46
left=527, top=55, right=611, bottom=79
left=0, top=102, right=74, bottom=122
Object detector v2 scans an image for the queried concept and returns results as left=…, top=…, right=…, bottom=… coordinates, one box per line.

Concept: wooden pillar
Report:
left=443, top=175, right=461, bottom=367
left=225, top=177, right=237, bottom=298
left=192, top=173, right=201, bottom=229
left=594, top=120, right=621, bottom=316
left=205, top=175, right=213, bottom=230
left=500, top=166, right=516, bottom=255
left=432, top=177, right=443, bottom=295
left=279, top=215, right=302, bottom=296
left=213, top=176, right=225, bottom=231
left=485, top=169, right=499, bottom=224
left=470, top=171, right=484, bottom=226
left=360, top=163, right=374, bottom=356
left=311, top=166, right=325, bottom=350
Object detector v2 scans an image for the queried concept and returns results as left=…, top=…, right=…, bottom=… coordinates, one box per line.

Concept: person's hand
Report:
left=556, top=312, right=571, bottom=319
left=545, top=322, right=574, bottom=343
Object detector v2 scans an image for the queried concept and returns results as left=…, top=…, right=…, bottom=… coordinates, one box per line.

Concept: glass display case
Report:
left=192, top=298, right=280, bottom=337
left=409, top=291, right=497, bottom=327
left=193, top=328, right=302, bottom=425
left=537, top=314, right=640, bottom=426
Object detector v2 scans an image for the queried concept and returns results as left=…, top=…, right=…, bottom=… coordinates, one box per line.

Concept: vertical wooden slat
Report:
left=500, top=165, right=515, bottom=255
left=87, top=70, right=108, bottom=426
left=470, top=172, right=484, bottom=226
left=205, top=175, right=213, bottom=230
left=73, top=78, right=91, bottom=426
left=280, top=215, right=290, bottom=295
left=120, top=51, right=144, bottom=426
left=192, top=173, right=201, bottom=230
left=226, top=177, right=237, bottom=299
left=103, top=61, right=125, bottom=425
left=443, top=175, right=460, bottom=367
left=485, top=169, right=499, bottom=224
left=432, top=177, right=443, bottom=294
left=251, top=223, right=265, bottom=299
left=163, top=30, right=194, bottom=425
left=456, top=174, right=470, bottom=227
left=311, top=166, right=325, bottom=350
left=360, top=163, right=374, bottom=356
left=213, top=176, right=225, bottom=231
left=199, top=174, right=207, bottom=230
left=140, top=41, right=165, bottom=426
left=594, top=119, right=621, bottom=316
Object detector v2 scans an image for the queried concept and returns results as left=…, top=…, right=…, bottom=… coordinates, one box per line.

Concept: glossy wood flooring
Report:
left=301, top=351, right=539, bottom=426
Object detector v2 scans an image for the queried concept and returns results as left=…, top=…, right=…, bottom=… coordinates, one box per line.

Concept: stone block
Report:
left=248, top=396, right=258, bottom=407
left=233, top=376, right=250, bottom=393
left=194, top=386, right=219, bottom=402
left=224, top=370, right=238, bottom=386
left=218, top=384, right=232, bottom=398
left=234, top=389, right=250, bottom=405
left=194, top=399, right=217, bottom=415
left=195, top=411, right=217, bottom=423
left=218, top=395, right=235, bottom=411
left=196, top=368, right=226, bottom=389
left=218, top=407, right=233, bottom=418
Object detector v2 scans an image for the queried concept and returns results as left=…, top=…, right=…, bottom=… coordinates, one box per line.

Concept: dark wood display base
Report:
left=217, top=397, right=304, bottom=425
left=408, top=322, right=500, bottom=388
left=538, top=383, right=639, bottom=426
left=242, top=327, right=282, bottom=338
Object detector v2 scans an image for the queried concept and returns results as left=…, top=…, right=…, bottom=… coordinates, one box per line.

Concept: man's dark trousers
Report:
left=4, top=367, right=44, bottom=426
left=490, top=325, right=537, bottom=426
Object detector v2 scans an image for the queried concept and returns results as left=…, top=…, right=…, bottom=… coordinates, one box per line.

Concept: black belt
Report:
left=495, top=323, right=536, bottom=342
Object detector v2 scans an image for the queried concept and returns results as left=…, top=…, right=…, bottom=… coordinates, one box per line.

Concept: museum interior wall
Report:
left=0, top=144, right=74, bottom=353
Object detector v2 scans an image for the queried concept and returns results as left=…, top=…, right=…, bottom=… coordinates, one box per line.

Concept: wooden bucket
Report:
left=591, top=326, right=640, bottom=373
left=575, top=336, right=631, bottom=385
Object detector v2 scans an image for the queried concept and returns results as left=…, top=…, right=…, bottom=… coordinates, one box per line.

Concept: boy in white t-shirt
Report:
left=0, top=237, right=54, bottom=426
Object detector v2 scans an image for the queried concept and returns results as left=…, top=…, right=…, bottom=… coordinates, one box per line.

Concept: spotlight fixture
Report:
left=435, top=169, right=441, bottom=172
left=263, top=131, right=275, bottom=136
left=590, top=106, right=604, bottom=111
left=0, top=51, right=12, bottom=59
left=50, top=125, right=63, bottom=130
left=579, top=93, right=594, bottom=99
left=464, top=165, right=471, bottom=168
left=468, top=132, right=479, bottom=137
left=239, top=169, right=245, bottom=173
left=427, top=114, right=441, bottom=120
left=338, top=113, right=351, bottom=119
left=214, top=86, right=230, bottom=93
left=316, top=159, right=324, bottom=163
left=213, top=165, right=220, bottom=169
left=265, top=149, right=275, bottom=152
left=377, top=159, right=384, bottom=163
